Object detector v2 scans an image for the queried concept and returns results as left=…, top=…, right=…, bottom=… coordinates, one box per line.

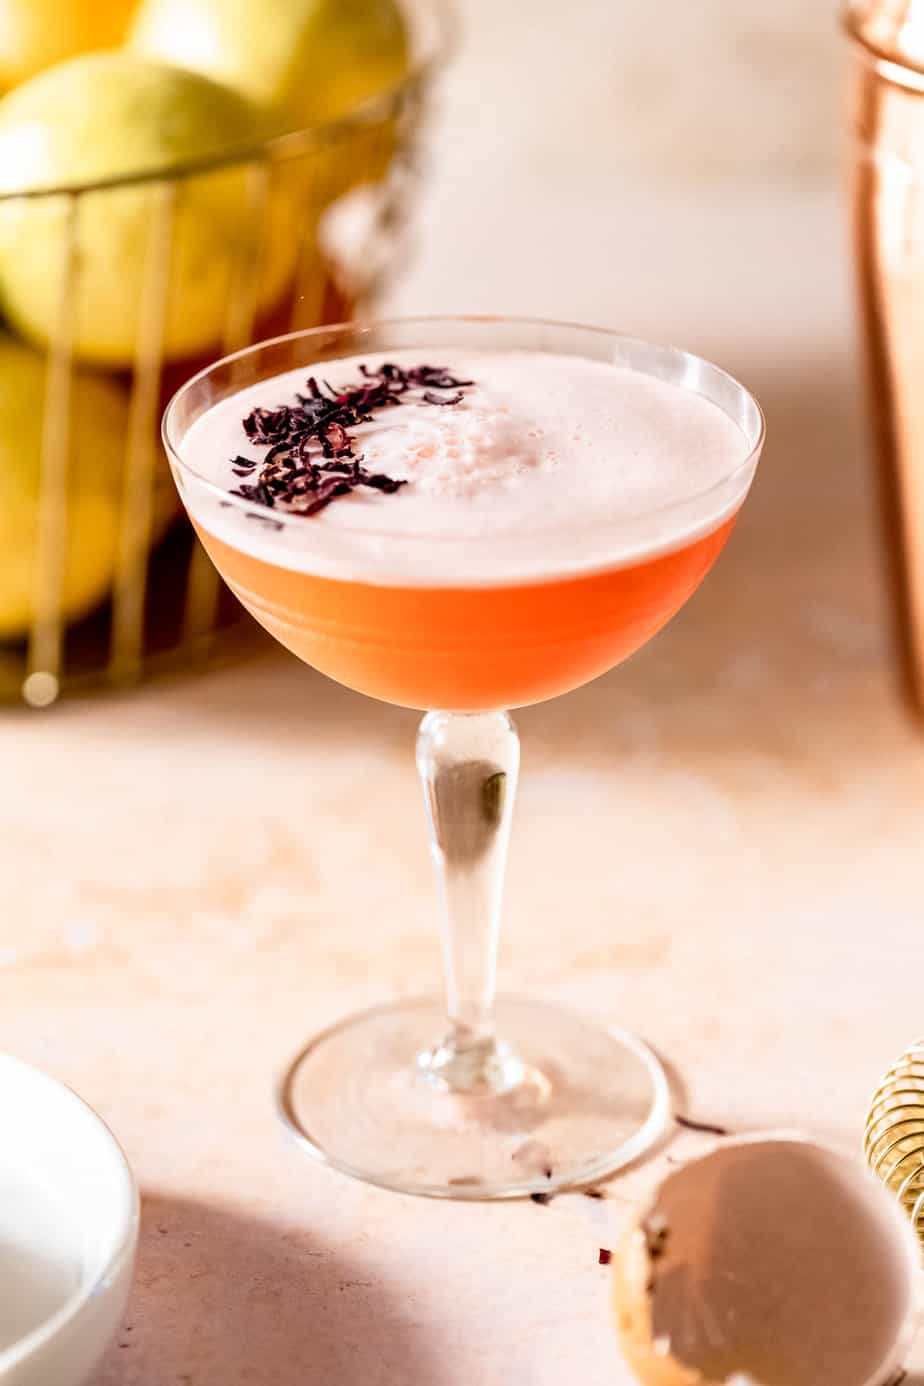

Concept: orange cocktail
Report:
left=164, top=317, right=764, bottom=1202
left=196, top=514, right=735, bottom=710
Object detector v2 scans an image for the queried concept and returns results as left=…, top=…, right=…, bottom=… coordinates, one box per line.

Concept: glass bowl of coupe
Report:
left=0, top=0, right=451, bottom=706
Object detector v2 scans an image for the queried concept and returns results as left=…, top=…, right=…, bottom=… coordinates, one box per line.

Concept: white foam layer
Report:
left=179, top=349, right=754, bottom=586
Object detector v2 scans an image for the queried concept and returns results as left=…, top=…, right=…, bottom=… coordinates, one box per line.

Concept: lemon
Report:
left=129, top=0, right=409, bottom=127
left=130, top=0, right=411, bottom=299
left=0, top=333, right=176, bottom=641
left=0, top=0, right=135, bottom=93
left=0, top=54, right=300, bottom=367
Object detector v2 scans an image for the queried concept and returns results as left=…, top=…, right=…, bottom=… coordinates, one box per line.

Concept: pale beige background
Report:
left=5, top=1, right=924, bottom=1383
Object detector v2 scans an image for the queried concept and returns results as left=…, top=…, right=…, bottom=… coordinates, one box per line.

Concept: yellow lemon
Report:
left=0, top=0, right=135, bottom=93
left=0, top=54, right=300, bottom=368
left=0, top=333, right=176, bottom=640
left=130, top=0, right=412, bottom=298
left=129, top=0, right=409, bottom=127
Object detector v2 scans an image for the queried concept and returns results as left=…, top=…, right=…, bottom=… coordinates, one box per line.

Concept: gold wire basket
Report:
left=0, top=0, right=450, bottom=708
left=865, top=1036, right=924, bottom=1245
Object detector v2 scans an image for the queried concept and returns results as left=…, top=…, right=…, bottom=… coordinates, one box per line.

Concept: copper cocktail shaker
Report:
left=848, top=1, right=924, bottom=712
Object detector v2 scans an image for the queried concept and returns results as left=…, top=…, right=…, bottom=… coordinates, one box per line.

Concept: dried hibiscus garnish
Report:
left=229, top=360, right=473, bottom=518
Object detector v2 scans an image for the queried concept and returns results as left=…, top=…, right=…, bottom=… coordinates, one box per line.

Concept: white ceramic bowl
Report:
left=0, top=1055, right=138, bottom=1386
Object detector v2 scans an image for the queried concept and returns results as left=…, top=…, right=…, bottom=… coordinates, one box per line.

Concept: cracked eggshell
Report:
left=613, top=1133, right=920, bottom=1386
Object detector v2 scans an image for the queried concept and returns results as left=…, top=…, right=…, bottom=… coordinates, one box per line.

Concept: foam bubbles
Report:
left=359, top=402, right=556, bottom=498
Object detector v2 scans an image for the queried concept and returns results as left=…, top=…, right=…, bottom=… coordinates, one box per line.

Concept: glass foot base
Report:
left=276, top=997, right=670, bottom=1199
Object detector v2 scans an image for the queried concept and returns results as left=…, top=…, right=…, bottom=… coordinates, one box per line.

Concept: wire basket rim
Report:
left=0, top=0, right=456, bottom=202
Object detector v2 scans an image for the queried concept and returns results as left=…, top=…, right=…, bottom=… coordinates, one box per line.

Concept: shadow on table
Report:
left=99, top=1191, right=442, bottom=1386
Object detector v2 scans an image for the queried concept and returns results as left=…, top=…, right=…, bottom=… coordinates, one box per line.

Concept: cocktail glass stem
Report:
left=415, top=709, right=525, bottom=1095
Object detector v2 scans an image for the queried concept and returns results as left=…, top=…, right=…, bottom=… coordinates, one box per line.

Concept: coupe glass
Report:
left=163, top=316, right=764, bottom=1199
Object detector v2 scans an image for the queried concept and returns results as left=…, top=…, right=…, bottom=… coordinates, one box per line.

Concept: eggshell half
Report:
left=613, top=1134, right=920, bottom=1386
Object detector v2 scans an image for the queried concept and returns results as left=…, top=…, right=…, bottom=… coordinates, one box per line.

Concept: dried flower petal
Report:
left=232, top=360, right=473, bottom=519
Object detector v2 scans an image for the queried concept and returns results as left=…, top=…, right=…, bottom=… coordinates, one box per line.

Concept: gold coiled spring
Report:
left=865, top=1037, right=924, bottom=1244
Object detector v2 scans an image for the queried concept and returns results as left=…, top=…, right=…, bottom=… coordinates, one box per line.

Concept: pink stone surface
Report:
left=4, top=1, right=924, bottom=1381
